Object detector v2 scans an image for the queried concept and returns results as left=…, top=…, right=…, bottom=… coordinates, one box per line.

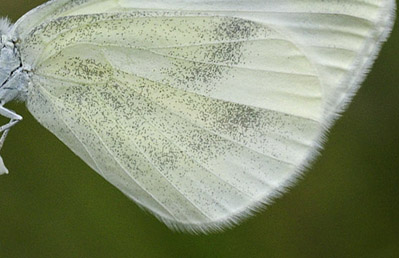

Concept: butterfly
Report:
left=0, top=0, right=396, bottom=232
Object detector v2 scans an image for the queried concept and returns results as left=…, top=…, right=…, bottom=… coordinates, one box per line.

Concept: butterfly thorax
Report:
left=0, top=30, right=29, bottom=105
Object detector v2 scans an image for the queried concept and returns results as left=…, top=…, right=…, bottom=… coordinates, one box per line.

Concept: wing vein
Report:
left=102, top=51, right=302, bottom=167
left=36, top=82, right=180, bottom=221
left=112, top=75, right=298, bottom=168
left=62, top=41, right=317, bottom=79
left=87, top=84, right=214, bottom=220
left=33, top=81, right=104, bottom=178
left=136, top=107, right=256, bottom=200
left=36, top=70, right=312, bottom=167
left=36, top=69, right=319, bottom=123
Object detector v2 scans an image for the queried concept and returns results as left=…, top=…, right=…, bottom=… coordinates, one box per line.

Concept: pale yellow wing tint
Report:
left=24, top=14, right=322, bottom=231
left=14, top=0, right=396, bottom=121
left=14, top=0, right=395, bottom=232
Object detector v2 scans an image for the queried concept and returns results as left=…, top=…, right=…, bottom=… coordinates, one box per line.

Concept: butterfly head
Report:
left=0, top=18, right=11, bottom=38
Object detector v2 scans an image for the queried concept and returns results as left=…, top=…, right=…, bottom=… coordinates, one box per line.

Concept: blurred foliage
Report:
left=0, top=1, right=398, bottom=257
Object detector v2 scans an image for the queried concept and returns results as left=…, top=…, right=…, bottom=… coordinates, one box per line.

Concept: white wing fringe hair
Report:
left=0, top=0, right=396, bottom=233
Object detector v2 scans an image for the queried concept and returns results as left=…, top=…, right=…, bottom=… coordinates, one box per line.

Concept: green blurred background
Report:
left=0, top=1, right=398, bottom=257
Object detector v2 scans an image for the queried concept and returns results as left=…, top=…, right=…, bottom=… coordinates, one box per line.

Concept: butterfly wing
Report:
left=14, top=0, right=396, bottom=231
left=22, top=13, right=323, bottom=231
left=14, top=0, right=396, bottom=121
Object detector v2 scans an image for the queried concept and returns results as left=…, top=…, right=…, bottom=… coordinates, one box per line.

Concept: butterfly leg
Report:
left=0, top=105, right=23, bottom=151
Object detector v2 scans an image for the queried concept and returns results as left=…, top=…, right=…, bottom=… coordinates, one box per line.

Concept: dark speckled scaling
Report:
left=1, top=0, right=394, bottom=233
left=24, top=13, right=323, bottom=230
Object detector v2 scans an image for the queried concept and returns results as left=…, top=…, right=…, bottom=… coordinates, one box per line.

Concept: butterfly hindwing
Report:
left=13, top=0, right=396, bottom=231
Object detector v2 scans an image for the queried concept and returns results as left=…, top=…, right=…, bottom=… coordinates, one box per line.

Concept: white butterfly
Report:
left=0, top=0, right=395, bottom=232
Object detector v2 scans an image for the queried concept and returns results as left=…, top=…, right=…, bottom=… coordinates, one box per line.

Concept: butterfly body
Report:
left=0, top=27, right=28, bottom=103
